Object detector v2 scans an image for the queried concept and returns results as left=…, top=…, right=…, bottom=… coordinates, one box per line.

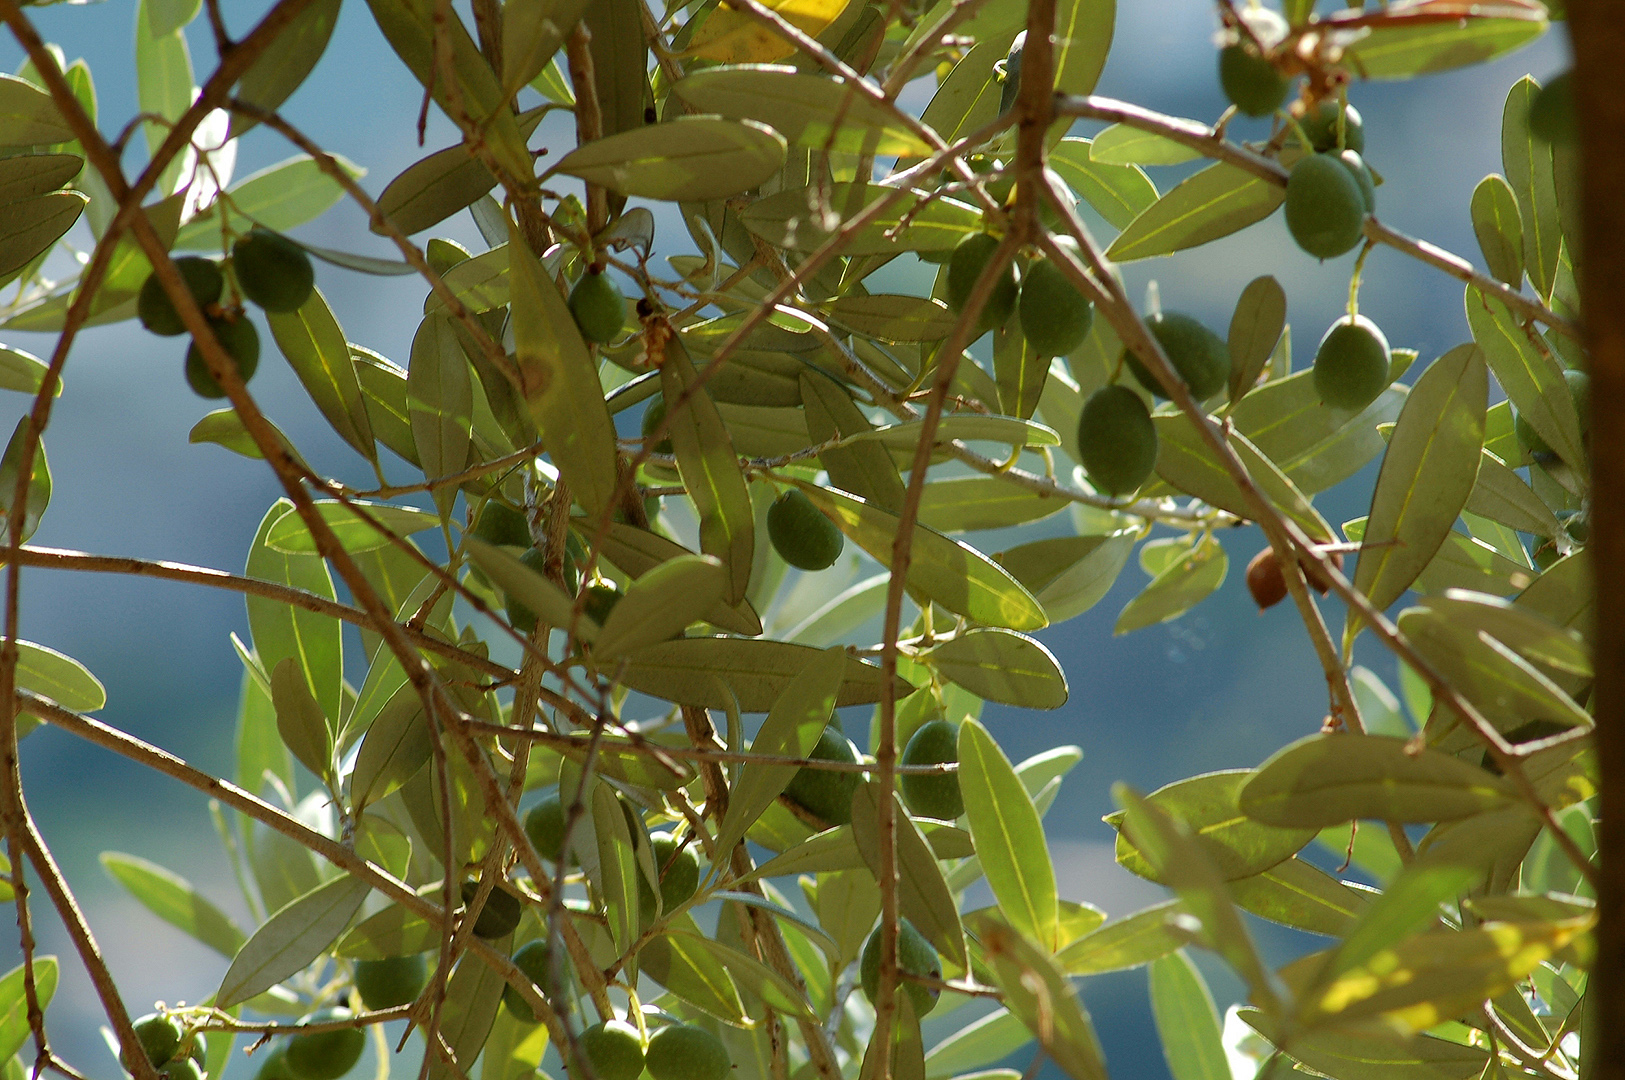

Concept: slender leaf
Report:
left=959, top=720, right=1058, bottom=948
left=217, top=875, right=370, bottom=1008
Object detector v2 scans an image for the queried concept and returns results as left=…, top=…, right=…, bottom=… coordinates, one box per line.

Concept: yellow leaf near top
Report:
left=685, top=0, right=854, bottom=63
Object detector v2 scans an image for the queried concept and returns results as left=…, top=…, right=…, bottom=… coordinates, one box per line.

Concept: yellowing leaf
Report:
left=686, top=0, right=854, bottom=63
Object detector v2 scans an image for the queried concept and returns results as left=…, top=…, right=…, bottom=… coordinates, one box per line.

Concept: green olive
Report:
left=185, top=315, right=261, bottom=398
left=524, top=789, right=571, bottom=864
left=638, top=832, right=701, bottom=922
left=1218, top=43, right=1287, bottom=117
left=125, top=1013, right=185, bottom=1070
left=859, top=918, right=942, bottom=1017
left=1336, top=149, right=1377, bottom=214
left=899, top=720, right=962, bottom=821
left=1284, top=152, right=1367, bottom=260
left=577, top=1021, right=644, bottom=1080
left=1124, top=312, right=1231, bottom=401
left=471, top=501, right=531, bottom=547
left=232, top=228, right=315, bottom=313
left=581, top=582, right=622, bottom=626
left=283, top=1009, right=364, bottom=1080
left=1017, top=257, right=1093, bottom=357
left=767, top=489, right=844, bottom=572
left=569, top=271, right=627, bottom=345
left=783, top=727, right=862, bottom=827
left=1077, top=385, right=1157, bottom=497
left=459, top=880, right=522, bottom=939
left=644, top=1025, right=731, bottom=1080
left=253, top=1046, right=295, bottom=1080
left=1297, top=100, right=1364, bottom=154
left=505, top=546, right=550, bottom=635
left=501, top=940, right=555, bottom=1023
left=161, top=1059, right=203, bottom=1080
left=139, top=258, right=224, bottom=336
left=1313, top=315, right=1391, bottom=411
left=945, top=233, right=1018, bottom=338
left=353, top=953, right=428, bottom=1011
left=641, top=397, right=672, bottom=455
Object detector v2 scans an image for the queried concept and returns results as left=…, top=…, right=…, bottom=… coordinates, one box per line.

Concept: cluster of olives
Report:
left=471, top=500, right=625, bottom=635
left=251, top=1009, right=365, bottom=1080
left=125, top=1013, right=205, bottom=1080
left=565, top=1019, right=730, bottom=1080
left=568, top=267, right=628, bottom=346
left=944, top=232, right=1095, bottom=356
left=137, top=228, right=315, bottom=398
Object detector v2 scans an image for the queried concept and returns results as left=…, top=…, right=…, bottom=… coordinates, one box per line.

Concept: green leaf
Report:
left=1466, top=448, right=1561, bottom=538
left=848, top=415, right=1060, bottom=451
left=712, top=647, right=845, bottom=864
left=800, top=372, right=906, bottom=511
left=267, top=289, right=377, bottom=463
left=231, top=0, right=342, bottom=137
left=1114, top=532, right=1227, bottom=635
left=1225, top=858, right=1371, bottom=937
left=1342, top=15, right=1546, bottom=79
left=582, top=0, right=645, bottom=137
left=188, top=409, right=310, bottom=467
left=350, top=684, right=431, bottom=813
left=502, top=0, right=591, bottom=94
left=640, top=914, right=747, bottom=1023
left=1346, top=344, right=1487, bottom=643
left=674, top=66, right=933, bottom=157
left=1056, top=901, right=1185, bottom=975
left=792, top=483, right=1048, bottom=631
left=1089, top=123, right=1200, bottom=165
left=980, top=923, right=1108, bottom=1080
left=1105, top=162, right=1285, bottom=262
left=1316, top=859, right=1486, bottom=990
left=264, top=499, right=438, bottom=555
left=589, top=521, right=763, bottom=635
left=0, top=155, right=81, bottom=206
left=1239, top=1008, right=1488, bottom=1080
left=1047, top=138, right=1157, bottom=230
left=508, top=221, right=621, bottom=517
left=1107, top=771, right=1312, bottom=883
left=100, top=853, right=246, bottom=958
left=555, top=117, right=786, bottom=202
left=923, top=1010, right=1034, bottom=1079
left=617, top=637, right=905, bottom=711
left=592, top=781, right=639, bottom=951
left=741, top=183, right=981, bottom=255
left=596, top=555, right=728, bottom=659
left=1149, top=952, right=1228, bottom=1080
left=0, top=74, right=71, bottom=146
left=371, top=110, right=546, bottom=238
left=1465, top=287, right=1582, bottom=470
left=334, top=901, right=438, bottom=960
left=1227, top=276, right=1286, bottom=404
left=269, top=657, right=334, bottom=783
left=1422, top=589, right=1589, bottom=677
left=1052, top=0, right=1114, bottom=95
left=959, top=719, right=1058, bottom=948
left=465, top=536, right=594, bottom=638
left=1238, top=734, right=1516, bottom=828
left=0, top=418, right=47, bottom=545
left=1151, top=418, right=1333, bottom=541
left=660, top=336, right=755, bottom=604
left=408, top=313, right=474, bottom=507
left=670, top=932, right=815, bottom=1021
left=1114, top=786, right=1280, bottom=1014
left=1231, top=364, right=1408, bottom=494
left=0, top=191, right=83, bottom=282
left=918, top=30, right=1018, bottom=147
left=994, top=532, right=1136, bottom=623
left=916, top=476, right=1069, bottom=534
left=217, top=875, right=370, bottom=1008
left=0, top=957, right=54, bottom=1064
left=1502, top=76, right=1562, bottom=299
left=827, top=295, right=958, bottom=343
left=174, top=155, right=362, bottom=250
left=1470, top=174, right=1524, bottom=287
left=426, top=935, right=514, bottom=1080
left=135, top=0, right=192, bottom=194
left=247, top=502, right=344, bottom=726
left=850, top=784, right=967, bottom=967
left=16, top=640, right=103, bottom=713
left=922, top=629, right=1067, bottom=709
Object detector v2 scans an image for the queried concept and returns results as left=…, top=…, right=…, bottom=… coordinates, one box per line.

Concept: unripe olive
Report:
left=185, top=315, right=261, bottom=398
left=783, top=727, right=862, bottom=827
left=1529, top=72, right=1576, bottom=145
left=638, top=833, right=701, bottom=921
left=161, top=1060, right=202, bottom=1080
left=501, top=940, right=555, bottom=1023
left=459, top=880, right=522, bottom=939
left=284, top=1009, right=364, bottom=1080
left=582, top=582, right=622, bottom=626
left=899, top=720, right=962, bottom=821
left=125, top=1013, right=185, bottom=1070
left=233, top=229, right=315, bottom=313
left=1336, top=150, right=1377, bottom=214
left=1297, top=100, right=1364, bottom=154
left=859, top=918, right=942, bottom=1017
left=353, top=953, right=428, bottom=1010
left=1077, top=385, right=1157, bottom=497
left=569, top=270, right=626, bottom=345
left=1313, top=315, right=1390, bottom=411
left=645, top=1025, right=731, bottom=1080
left=525, top=789, right=571, bottom=863
left=1124, top=312, right=1231, bottom=400
left=641, top=397, right=672, bottom=455
left=1218, top=44, right=1287, bottom=117
left=471, top=501, right=531, bottom=547
left=139, top=258, right=224, bottom=336
left=505, top=546, right=550, bottom=635
left=577, top=1021, right=644, bottom=1080
left=767, top=489, right=844, bottom=571
left=1285, top=152, right=1367, bottom=260
left=1017, top=257, right=1093, bottom=357
left=946, top=233, right=1018, bottom=338
left=253, top=1046, right=295, bottom=1080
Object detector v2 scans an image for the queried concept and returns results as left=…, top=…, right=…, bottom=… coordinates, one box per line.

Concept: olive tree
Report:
left=0, top=1, right=1607, bottom=1080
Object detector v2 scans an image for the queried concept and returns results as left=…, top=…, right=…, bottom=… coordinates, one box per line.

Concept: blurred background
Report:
left=0, top=2, right=1571, bottom=1078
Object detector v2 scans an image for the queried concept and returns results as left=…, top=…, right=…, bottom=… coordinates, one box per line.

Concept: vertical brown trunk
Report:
left=1564, top=4, right=1623, bottom=1075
